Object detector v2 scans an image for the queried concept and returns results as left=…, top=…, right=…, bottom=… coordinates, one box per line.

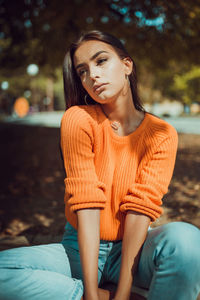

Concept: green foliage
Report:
left=1, top=0, right=200, bottom=72
left=1, top=0, right=200, bottom=106
left=173, top=66, right=200, bottom=104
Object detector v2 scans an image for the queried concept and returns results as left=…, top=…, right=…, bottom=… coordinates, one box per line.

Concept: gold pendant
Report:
left=110, top=121, right=121, bottom=130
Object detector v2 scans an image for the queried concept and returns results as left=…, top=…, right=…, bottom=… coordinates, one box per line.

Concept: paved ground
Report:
left=1, top=111, right=200, bottom=134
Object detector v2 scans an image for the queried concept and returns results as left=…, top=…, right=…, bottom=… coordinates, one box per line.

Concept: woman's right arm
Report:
left=60, top=109, right=109, bottom=300
left=78, top=209, right=116, bottom=300
left=77, top=208, right=100, bottom=300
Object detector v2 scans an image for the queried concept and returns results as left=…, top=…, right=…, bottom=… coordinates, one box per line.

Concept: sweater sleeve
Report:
left=60, top=107, right=106, bottom=213
left=120, top=131, right=178, bottom=221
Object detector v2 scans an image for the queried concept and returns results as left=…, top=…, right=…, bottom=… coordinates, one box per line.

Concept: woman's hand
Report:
left=98, top=288, right=114, bottom=300
left=82, top=287, right=114, bottom=300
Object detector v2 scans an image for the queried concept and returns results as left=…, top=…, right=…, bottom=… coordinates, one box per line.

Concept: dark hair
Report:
left=63, top=30, right=144, bottom=111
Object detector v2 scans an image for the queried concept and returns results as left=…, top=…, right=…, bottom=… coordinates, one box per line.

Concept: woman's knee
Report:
left=158, top=222, right=200, bottom=253
left=0, top=243, right=71, bottom=277
left=154, top=222, right=200, bottom=280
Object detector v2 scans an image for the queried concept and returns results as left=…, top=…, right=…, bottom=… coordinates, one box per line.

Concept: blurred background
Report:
left=0, top=0, right=200, bottom=250
left=1, top=0, right=200, bottom=116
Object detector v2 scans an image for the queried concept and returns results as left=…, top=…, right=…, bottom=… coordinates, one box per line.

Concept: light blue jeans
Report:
left=0, top=222, right=200, bottom=300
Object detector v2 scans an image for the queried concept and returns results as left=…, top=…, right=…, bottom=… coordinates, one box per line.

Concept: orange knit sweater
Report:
left=60, top=105, right=178, bottom=241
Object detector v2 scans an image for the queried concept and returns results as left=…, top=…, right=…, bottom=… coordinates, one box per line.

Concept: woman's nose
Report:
left=89, top=67, right=100, bottom=80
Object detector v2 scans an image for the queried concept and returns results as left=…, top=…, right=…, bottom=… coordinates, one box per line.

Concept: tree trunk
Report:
left=46, top=77, right=54, bottom=111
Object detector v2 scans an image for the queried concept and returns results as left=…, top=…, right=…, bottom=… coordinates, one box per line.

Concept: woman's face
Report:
left=73, top=40, right=132, bottom=104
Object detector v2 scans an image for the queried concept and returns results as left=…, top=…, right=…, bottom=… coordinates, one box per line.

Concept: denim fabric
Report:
left=0, top=222, right=200, bottom=300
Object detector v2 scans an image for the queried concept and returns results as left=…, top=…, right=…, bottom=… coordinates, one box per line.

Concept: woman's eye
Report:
left=78, top=69, right=86, bottom=77
left=97, top=58, right=107, bottom=65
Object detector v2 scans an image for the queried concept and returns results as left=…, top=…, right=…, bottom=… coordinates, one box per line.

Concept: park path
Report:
left=2, top=111, right=200, bottom=134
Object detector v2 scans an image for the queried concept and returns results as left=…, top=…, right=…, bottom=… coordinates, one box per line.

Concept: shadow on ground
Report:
left=0, top=123, right=199, bottom=247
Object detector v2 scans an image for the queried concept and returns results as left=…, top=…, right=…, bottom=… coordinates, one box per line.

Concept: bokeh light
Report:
left=27, top=64, right=39, bottom=76
left=1, top=81, right=9, bottom=90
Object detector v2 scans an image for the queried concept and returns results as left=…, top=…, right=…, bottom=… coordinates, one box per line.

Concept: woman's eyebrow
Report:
left=75, top=50, right=108, bottom=70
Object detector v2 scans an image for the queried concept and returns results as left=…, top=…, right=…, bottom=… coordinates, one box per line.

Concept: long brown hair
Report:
left=63, top=30, right=144, bottom=111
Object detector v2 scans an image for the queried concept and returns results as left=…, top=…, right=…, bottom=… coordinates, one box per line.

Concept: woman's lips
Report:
left=93, top=83, right=108, bottom=93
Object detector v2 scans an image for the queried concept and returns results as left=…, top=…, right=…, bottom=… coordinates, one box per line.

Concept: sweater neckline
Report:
left=96, top=105, right=149, bottom=143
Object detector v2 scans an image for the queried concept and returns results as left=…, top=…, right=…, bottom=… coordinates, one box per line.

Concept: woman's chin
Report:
left=93, top=94, right=116, bottom=105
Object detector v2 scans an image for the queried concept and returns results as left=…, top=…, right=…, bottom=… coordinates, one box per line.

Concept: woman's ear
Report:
left=123, top=57, right=133, bottom=76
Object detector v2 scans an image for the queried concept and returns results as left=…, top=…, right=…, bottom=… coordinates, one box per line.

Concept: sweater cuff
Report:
left=69, top=202, right=105, bottom=213
left=120, top=197, right=163, bottom=221
left=64, top=178, right=106, bottom=212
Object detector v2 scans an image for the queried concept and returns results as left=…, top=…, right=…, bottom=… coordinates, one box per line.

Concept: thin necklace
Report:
left=110, top=121, right=121, bottom=130
left=100, top=106, right=121, bottom=130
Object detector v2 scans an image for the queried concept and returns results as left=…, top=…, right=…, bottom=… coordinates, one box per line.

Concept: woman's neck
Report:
left=101, top=91, right=140, bottom=123
left=100, top=91, right=144, bottom=136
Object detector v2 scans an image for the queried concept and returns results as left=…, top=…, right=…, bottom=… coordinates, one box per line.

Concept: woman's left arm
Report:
left=120, top=133, right=178, bottom=222
left=114, top=131, right=178, bottom=300
left=113, top=212, right=150, bottom=300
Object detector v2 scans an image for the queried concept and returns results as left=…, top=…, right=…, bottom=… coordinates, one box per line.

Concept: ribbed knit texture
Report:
left=60, top=105, right=178, bottom=241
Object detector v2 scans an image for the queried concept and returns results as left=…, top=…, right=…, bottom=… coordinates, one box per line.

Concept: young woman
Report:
left=0, top=30, right=200, bottom=300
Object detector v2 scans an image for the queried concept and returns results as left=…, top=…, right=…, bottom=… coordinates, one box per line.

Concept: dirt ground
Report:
left=0, top=123, right=199, bottom=245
